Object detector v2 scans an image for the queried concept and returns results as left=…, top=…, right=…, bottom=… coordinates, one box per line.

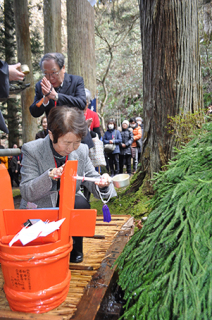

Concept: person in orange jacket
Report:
left=0, top=145, right=8, bottom=169
left=129, top=117, right=142, bottom=174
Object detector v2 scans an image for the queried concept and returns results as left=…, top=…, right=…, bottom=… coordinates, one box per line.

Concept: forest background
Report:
left=0, top=0, right=144, bottom=145
left=0, top=0, right=211, bottom=184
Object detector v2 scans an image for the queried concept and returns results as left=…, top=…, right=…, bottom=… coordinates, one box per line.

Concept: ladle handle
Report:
left=74, top=175, right=112, bottom=183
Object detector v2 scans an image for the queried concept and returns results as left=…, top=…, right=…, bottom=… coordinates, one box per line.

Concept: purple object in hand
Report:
left=102, top=204, right=111, bottom=223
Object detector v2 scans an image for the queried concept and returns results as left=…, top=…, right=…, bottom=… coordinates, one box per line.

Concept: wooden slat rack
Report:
left=0, top=215, right=134, bottom=320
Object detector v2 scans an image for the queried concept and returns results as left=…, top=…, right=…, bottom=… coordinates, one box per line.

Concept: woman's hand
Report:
left=49, top=164, right=65, bottom=180
left=95, top=173, right=111, bottom=188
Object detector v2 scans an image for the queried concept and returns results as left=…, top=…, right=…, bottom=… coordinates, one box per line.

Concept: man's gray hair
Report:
left=85, top=88, right=92, bottom=103
left=39, top=53, right=65, bottom=70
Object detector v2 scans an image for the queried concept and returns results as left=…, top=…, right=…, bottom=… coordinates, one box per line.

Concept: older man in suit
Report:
left=30, top=52, right=94, bottom=149
left=29, top=53, right=86, bottom=117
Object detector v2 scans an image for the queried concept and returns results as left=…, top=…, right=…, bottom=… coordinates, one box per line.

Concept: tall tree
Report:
left=136, top=0, right=203, bottom=186
left=43, top=0, right=61, bottom=53
left=28, top=2, right=43, bottom=74
left=200, top=1, right=212, bottom=107
left=3, top=0, right=20, bottom=147
left=66, top=0, right=96, bottom=98
left=13, top=0, right=37, bottom=143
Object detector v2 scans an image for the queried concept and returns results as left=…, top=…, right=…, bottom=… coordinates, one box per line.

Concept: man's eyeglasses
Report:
left=42, top=70, right=61, bottom=78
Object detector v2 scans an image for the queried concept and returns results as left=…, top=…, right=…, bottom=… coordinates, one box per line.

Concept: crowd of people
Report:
left=1, top=52, right=144, bottom=187
left=0, top=114, right=144, bottom=187
left=103, top=116, right=143, bottom=177
left=0, top=52, right=143, bottom=263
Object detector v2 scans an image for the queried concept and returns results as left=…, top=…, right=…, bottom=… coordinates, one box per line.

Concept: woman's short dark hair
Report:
left=39, top=53, right=65, bottom=70
left=107, top=119, right=117, bottom=129
left=48, top=106, right=87, bottom=143
left=129, top=117, right=136, bottom=123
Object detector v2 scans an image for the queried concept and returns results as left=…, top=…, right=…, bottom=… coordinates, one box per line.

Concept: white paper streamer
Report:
left=9, top=218, right=65, bottom=246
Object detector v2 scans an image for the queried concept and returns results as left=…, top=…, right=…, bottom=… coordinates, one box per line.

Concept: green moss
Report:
left=90, top=178, right=150, bottom=219
left=12, top=188, right=21, bottom=198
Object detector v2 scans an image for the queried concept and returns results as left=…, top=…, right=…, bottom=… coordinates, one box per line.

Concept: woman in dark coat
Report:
left=119, top=120, right=134, bottom=175
left=35, top=116, right=48, bottom=139
left=103, top=120, right=122, bottom=177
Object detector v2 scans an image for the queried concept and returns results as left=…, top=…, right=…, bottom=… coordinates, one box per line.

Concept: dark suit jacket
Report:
left=29, top=73, right=86, bottom=118
left=0, top=60, right=9, bottom=133
left=0, top=60, right=9, bottom=99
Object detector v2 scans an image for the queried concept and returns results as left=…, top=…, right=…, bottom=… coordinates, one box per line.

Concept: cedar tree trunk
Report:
left=13, top=0, right=37, bottom=143
left=66, top=0, right=96, bottom=98
left=139, top=0, right=203, bottom=180
left=43, top=0, right=61, bottom=53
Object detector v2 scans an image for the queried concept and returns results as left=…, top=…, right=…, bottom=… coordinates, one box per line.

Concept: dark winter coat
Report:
left=35, top=129, right=48, bottom=139
left=103, top=129, right=122, bottom=154
left=9, top=156, right=18, bottom=173
left=0, top=60, right=9, bottom=133
left=120, top=129, right=134, bottom=155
